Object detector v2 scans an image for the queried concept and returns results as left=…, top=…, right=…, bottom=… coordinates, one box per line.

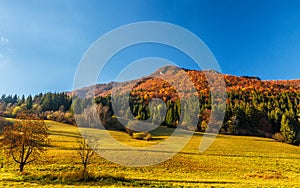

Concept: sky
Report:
left=0, top=0, right=300, bottom=95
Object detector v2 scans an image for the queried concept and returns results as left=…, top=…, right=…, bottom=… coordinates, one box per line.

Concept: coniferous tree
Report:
left=280, top=112, right=297, bottom=145
left=26, top=95, right=33, bottom=110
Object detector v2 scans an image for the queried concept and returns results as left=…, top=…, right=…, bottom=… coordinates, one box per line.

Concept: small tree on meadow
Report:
left=76, top=135, right=98, bottom=180
left=1, top=114, right=49, bottom=172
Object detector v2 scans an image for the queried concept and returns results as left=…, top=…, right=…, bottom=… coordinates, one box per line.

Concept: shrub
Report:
left=144, top=133, right=152, bottom=141
left=132, top=132, right=151, bottom=141
left=272, top=132, right=285, bottom=142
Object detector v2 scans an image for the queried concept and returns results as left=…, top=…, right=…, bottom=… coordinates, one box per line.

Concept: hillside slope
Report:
left=1, top=120, right=300, bottom=187
left=72, top=65, right=300, bottom=145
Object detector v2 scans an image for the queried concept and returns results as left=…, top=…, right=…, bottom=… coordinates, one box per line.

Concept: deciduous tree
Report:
left=76, top=135, right=98, bottom=180
left=1, top=114, right=49, bottom=172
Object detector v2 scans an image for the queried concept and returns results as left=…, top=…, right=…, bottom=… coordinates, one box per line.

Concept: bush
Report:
left=125, top=121, right=153, bottom=141
left=144, top=133, right=152, bottom=141
left=126, top=120, right=157, bottom=132
left=45, top=111, right=75, bottom=124
left=132, top=132, right=151, bottom=141
left=272, top=132, right=285, bottom=142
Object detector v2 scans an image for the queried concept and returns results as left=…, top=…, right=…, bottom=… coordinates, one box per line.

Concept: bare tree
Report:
left=76, top=135, right=98, bottom=180
left=1, top=114, right=49, bottom=172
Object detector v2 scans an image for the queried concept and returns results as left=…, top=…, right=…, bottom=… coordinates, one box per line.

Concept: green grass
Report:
left=1, top=120, right=300, bottom=187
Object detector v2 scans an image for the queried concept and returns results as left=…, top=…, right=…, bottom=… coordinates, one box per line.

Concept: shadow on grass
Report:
left=4, top=172, right=130, bottom=186
left=205, top=153, right=300, bottom=159
left=149, top=137, right=165, bottom=141
left=4, top=172, right=238, bottom=187
left=48, top=130, right=81, bottom=138
left=132, top=178, right=238, bottom=185
left=252, top=139, right=279, bottom=143
left=150, top=126, right=175, bottom=137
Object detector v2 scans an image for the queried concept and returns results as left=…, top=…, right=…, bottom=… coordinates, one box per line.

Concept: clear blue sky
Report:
left=0, top=0, right=300, bottom=95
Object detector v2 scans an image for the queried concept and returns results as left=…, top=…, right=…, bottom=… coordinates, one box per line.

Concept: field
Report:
left=1, top=120, right=300, bottom=187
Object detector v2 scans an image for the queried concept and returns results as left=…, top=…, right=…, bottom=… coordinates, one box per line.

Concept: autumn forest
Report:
left=1, top=65, right=300, bottom=145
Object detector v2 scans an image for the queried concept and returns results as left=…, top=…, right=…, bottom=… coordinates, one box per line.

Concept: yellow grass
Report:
left=0, top=120, right=300, bottom=187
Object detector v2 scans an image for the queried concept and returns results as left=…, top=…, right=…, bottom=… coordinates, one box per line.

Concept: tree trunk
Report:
left=82, top=165, right=88, bottom=181
left=20, top=162, right=24, bottom=172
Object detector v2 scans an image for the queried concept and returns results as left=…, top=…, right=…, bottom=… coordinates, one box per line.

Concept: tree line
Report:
left=94, top=88, right=300, bottom=145
left=1, top=79, right=299, bottom=146
left=0, top=92, right=73, bottom=124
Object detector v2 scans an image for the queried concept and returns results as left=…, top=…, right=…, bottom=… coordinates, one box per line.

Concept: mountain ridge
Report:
left=71, top=65, right=300, bottom=98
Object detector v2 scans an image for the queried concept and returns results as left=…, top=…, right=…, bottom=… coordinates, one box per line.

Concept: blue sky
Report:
left=0, top=0, right=300, bottom=95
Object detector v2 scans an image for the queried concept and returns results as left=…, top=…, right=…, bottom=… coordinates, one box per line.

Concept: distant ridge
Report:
left=71, top=65, right=300, bottom=98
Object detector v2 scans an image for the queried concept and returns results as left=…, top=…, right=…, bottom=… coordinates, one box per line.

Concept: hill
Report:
left=71, top=65, right=300, bottom=145
left=1, top=120, right=300, bottom=187
left=1, top=65, right=299, bottom=145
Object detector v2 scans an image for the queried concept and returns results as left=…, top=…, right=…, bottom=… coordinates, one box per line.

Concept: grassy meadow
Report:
left=1, top=120, right=300, bottom=187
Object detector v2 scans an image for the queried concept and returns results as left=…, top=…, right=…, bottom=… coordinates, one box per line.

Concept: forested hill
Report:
left=75, top=65, right=300, bottom=145
left=1, top=66, right=300, bottom=145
